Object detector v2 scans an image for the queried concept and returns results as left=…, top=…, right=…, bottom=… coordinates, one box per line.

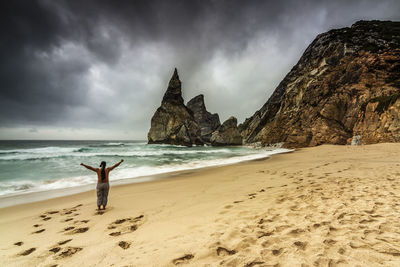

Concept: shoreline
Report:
left=0, top=148, right=292, bottom=209
left=1, top=143, right=400, bottom=266
left=0, top=155, right=270, bottom=212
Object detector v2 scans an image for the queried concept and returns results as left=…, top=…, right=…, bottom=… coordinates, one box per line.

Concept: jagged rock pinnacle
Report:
left=187, top=94, right=221, bottom=142
left=148, top=68, right=203, bottom=147
left=162, top=68, right=183, bottom=105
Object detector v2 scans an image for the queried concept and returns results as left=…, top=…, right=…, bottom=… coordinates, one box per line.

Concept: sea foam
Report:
left=0, top=147, right=291, bottom=197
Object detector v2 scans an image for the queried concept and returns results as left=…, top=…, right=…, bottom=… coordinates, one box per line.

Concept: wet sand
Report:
left=1, top=143, right=400, bottom=266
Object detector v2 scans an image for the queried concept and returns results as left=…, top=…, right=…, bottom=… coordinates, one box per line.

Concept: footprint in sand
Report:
left=359, top=219, right=376, bottom=224
left=58, top=239, right=72, bottom=245
left=293, top=241, right=307, bottom=250
left=14, top=241, right=23, bottom=246
left=18, top=248, right=36, bottom=256
left=60, top=205, right=82, bottom=216
left=33, top=224, right=41, bottom=228
left=271, top=248, right=283, bottom=256
left=216, top=246, right=236, bottom=256
left=118, top=241, right=131, bottom=249
left=172, top=254, right=194, bottom=265
left=248, top=193, right=257, bottom=199
left=338, top=247, right=346, bottom=254
left=258, top=231, right=274, bottom=238
left=70, top=227, right=89, bottom=234
left=55, top=247, right=83, bottom=259
left=47, top=211, right=59, bottom=215
left=107, top=215, right=144, bottom=237
left=49, top=247, right=61, bottom=253
left=109, top=232, right=121, bottom=236
left=64, top=227, right=89, bottom=234
left=32, top=229, right=45, bottom=234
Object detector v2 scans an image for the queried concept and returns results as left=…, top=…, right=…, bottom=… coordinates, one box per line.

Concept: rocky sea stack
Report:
left=148, top=68, right=202, bottom=147
left=240, top=20, right=400, bottom=147
left=187, top=94, right=221, bottom=143
left=148, top=69, right=239, bottom=146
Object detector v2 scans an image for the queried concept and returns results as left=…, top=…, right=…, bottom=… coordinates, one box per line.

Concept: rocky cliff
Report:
left=187, top=94, right=221, bottom=143
left=148, top=69, right=244, bottom=147
left=240, top=20, right=400, bottom=147
left=211, top=116, right=242, bottom=146
left=148, top=68, right=203, bottom=146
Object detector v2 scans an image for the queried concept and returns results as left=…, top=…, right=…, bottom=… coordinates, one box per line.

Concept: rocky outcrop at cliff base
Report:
left=211, top=116, right=242, bottom=146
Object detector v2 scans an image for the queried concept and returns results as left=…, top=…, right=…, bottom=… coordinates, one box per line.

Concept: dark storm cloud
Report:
left=0, top=0, right=400, bottom=138
left=0, top=1, right=88, bottom=125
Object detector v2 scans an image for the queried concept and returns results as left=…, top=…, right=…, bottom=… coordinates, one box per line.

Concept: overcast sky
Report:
left=1, top=0, right=399, bottom=140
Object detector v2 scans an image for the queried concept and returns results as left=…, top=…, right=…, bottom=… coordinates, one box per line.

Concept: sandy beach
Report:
left=1, top=143, right=400, bottom=266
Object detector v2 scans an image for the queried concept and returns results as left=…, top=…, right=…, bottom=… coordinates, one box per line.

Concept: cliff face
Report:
left=240, top=20, right=400, bottom=147
left=187, top=94, right=221, bottom=143
left=148, top=69, right=203, bottom=147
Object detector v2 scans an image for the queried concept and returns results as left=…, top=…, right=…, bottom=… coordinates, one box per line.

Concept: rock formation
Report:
left=187, top=94, right=221, bottom=143
left=148, top=68, right=203, bottom=147
left=240, top=20, right=400, bottom=147
left=211, top=116, right=242, bottom=146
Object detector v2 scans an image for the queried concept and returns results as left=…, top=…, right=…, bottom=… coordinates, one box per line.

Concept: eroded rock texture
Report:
left=211, top=116, right=243, bottom=146
left=187, top=94, right=220, bottom=143
left=240, top=20, right=400, bottom=147
left=148, top=69, right=203, bottom=146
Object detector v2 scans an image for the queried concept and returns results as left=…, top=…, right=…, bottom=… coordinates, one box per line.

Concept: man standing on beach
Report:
left=80, top=159, right=124, bottom=210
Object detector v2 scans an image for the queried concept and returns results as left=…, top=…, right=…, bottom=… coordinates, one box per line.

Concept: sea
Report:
left=0, top=140, right=290, bottom=206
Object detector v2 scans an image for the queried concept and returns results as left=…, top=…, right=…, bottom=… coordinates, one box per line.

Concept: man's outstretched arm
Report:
left=80, top=163, right=98, bottom=172
left=109, top=159, right=124, bottom=171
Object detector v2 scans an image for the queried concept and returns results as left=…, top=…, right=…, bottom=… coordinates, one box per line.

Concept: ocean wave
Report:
left=0, top=175, right=95, bottom=197
left=0, top=146, right=79, bottom=154
left=0, top=148, right=292, bottom=197
left=88, top=142, right=126, bottom=147
left=0, top=146, right=83, bottom=160
left=0, top=147, right=233, bottom=161
left=106, top=142, right=125, bottom=146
